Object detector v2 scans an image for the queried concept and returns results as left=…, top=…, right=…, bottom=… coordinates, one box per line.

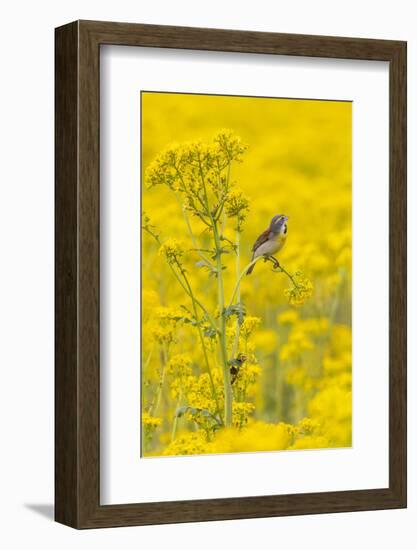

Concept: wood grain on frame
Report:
left=55, top=20, right=407, bottom=529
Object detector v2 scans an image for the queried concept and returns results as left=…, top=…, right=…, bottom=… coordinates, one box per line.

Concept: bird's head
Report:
left=270, top=214, right=289, bottom=234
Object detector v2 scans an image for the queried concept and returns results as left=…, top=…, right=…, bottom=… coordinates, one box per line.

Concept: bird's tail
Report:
left=246, top=263, right=255, bottom=275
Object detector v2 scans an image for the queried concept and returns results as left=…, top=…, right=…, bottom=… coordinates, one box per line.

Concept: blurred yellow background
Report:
left=141, top=92, right=352, bottom=456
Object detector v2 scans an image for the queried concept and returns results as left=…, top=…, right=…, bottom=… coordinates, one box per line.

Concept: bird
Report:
left=246, top=214, right=288, bottom=275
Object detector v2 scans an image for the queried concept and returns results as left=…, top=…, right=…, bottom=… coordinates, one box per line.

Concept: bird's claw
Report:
left=270, top=256, right=281, bottom=269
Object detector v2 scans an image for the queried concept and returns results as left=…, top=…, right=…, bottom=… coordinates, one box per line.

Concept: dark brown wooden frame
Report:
left=55, top=20, right=407, bottom=529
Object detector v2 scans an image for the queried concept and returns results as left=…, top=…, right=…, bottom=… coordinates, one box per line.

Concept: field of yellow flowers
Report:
left=141, top=92, right=352, bottom=457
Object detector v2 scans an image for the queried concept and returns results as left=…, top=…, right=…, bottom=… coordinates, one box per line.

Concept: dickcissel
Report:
left=246, top=214, right=288, bottom=275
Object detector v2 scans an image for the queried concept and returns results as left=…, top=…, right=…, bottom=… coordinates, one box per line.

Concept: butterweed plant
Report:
left=143, top=130, right=313, bottom=432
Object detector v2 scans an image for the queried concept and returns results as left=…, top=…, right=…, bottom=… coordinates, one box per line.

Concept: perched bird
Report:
left=246, top=214, right=288, bottom=275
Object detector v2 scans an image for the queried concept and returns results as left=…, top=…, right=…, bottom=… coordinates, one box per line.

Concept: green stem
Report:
left=151, top=343, right=168, bottom=416
left=228, top=257, right=298, bottom=309
left=143, top=346, right=154, bottom=372
left=174, top=192, right=214, bottom=268
left=181, top=268, right=222, bottom=421
left=174, top=167, right=210, bottom=225
left=169, top=262, right=217, bottom=330
left=213, top=223, right=232, bottom=427
left=231, top=224, right=241, bottom=359
left=171, top=389, right=183, bottom=442
left=197, top=155, right=232, bottom=427
left=215, top=163, right=231, bottom=225
left=228, top=257, right=264, bottom=308
left=276, top=264, right=300, bottom=289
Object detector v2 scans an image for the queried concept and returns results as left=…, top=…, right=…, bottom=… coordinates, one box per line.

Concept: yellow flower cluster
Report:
left=146, top=131, right=247, bottom=226
left=161, top=416, right=335, bottom=456
left=162, top=432, right=209, bottom=456
left=142, top=411, right=162, bottom=431
left=142, top=411, right=162, bottom=451
left=240, top=316, right=261, bottom=339
left=284, top=271, right=314, bottom=306
left=225, top=189, right=250, bottom=223
left=232, top=401, right=256, bottom=428
left=158, top=238, right=185, bottom=265
left=166, top=353, right=193, bottom=378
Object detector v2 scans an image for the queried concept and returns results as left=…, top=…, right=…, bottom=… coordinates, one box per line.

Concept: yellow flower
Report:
left=289, top=328, right=314, bottom=350
left=308, top=386, right=352, bottom=447
left=145, top=144, right=181, bottom=190
left=142, top=411, right=162, bottom=431
left=330, top=325, right=352, bottom=354
left=142, top=289, right=159, bottom=320
left=213, top=129, right=247, bottom=162
left=225, top=189, right=250, bottom=220
left=145, top=320, right=175, bottom=345
left=322, top=352, right=351, bottom=374
left=284, top=272, right=314, bottom=306
left=277, top=309, right=299, bottom=325
left=336, top=247, right=352, bottom=268
left=158, top=238, right=185, bottom=264
left=142, top=411, right=162, bottom=451
left=170, top=374, right=198, bottom=400
left=285, top=365, right=307, bottom=386
left=279, top=342, right=298, bottom=362
left=240, top=316, right=261, bottom=338
left=326, top=229, right=351, bottom=253
left=163, top=432, right=210, bottom=456
left=308, top=252, right=330, bottom=274
left=289, top=434, right=330, bottom=450
left=232, top=362, right=261, bottom=399
left=252, top=329, right=277, bottom=354
left=166, top=353, right=193, bottom=377
left=210, top=421, right=291, bottom=453
left=301, top=317, right=329, bottom=336
left=297, top=417, right=322, bottom=435
left=186, top=372, right=221, bottom=413
left=232, top=402, right=255, bottom=428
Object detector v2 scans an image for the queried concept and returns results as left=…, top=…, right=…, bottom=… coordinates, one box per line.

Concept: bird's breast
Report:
left=254, top=233, right=286, bottom=257
left=270, top=231, right=287, bottom=252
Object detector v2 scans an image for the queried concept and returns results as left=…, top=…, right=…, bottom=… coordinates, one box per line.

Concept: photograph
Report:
left=141, top=91, right=352, bottom=457
left=0, top=4, right=406, bottom=539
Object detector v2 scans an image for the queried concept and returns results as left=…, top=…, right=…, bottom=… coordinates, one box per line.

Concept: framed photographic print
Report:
left=55, top=20, right=407, bottom=528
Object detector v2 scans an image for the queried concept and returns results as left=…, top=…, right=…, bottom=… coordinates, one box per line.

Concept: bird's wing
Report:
left=252, top=229, right=271, bottom=253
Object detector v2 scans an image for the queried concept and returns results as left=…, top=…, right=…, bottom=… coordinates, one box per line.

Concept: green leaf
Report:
left=203, top=326, right=218, bottom=339
left=223, top=302, right=246, bottom=325
left=175, top=406, right=189, bottom=418
left=174, top=406, right=222, bottom=426
left=195, top=258, right=221, bottom=278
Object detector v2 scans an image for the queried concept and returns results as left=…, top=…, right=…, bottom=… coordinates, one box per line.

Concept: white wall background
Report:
left=0, top=0, right=414, bottom=548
